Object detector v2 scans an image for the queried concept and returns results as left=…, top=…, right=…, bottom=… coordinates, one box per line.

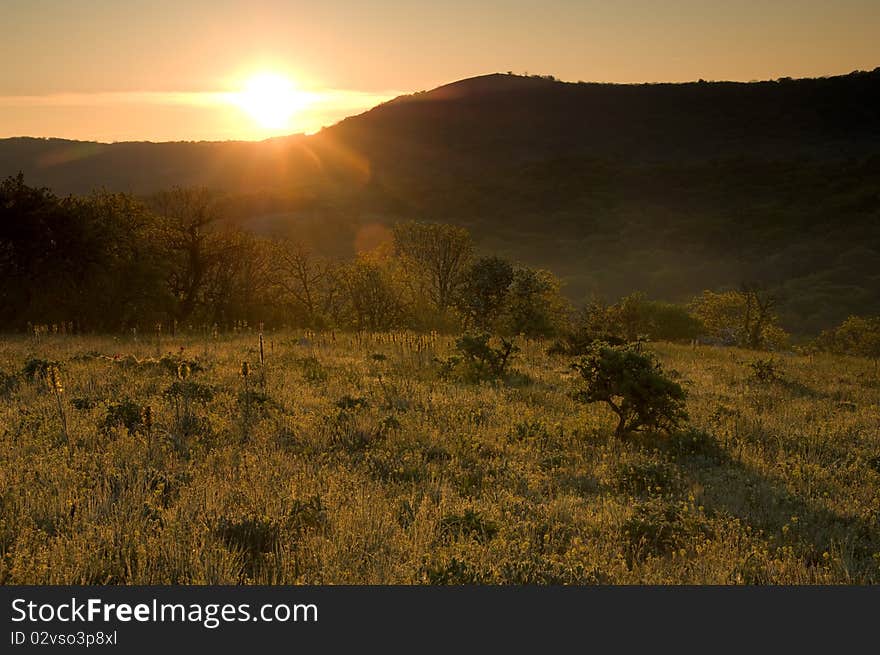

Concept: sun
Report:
left=234, top=73, right=309, bottom=130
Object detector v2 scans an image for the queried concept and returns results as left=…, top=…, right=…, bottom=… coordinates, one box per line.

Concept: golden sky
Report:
left=1, top=0, right=878, bottom=142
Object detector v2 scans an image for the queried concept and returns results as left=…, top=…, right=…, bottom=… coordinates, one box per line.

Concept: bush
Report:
left=748, top=358, right=783, bottom=383
left=437, top=333, right=518, bottom=383
left=622, top=499, right=711, bottom=563
left=552, top=294, right=702, bottom=355
left=571, top=342, right=688, bottom=437
left=21, top=358, right=59, bottom=383
left=547, top=330, right=625, bottom=357
left=101, top=399, right=146, bottom=435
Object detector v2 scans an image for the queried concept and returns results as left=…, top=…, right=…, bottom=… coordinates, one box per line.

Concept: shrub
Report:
left=621, top=499, right=711, bottom=563
left=437, top=333, right=518, bottom=383
left=547, top=330, right=625, bottom=357
left=571, top=342, right=688, bottom=437
left=335, top=395, right=369, bottom=411
left=162, top=381, right=214, bottom=404
left=211, top=512, right=282, bottom=579
left=101, top=399, right=146, bottom=435
left=551, top=294, right=701, bottom=355
left=748, top=358, right=783, bottom=383
left=21, top=358, right=59, bottom=383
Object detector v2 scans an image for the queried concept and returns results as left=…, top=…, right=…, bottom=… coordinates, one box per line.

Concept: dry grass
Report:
left=1, top=331, right=879, bottom=584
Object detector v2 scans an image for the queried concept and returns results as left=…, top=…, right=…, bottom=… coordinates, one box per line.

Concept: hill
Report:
left=2, top=70, right=880, bottom=332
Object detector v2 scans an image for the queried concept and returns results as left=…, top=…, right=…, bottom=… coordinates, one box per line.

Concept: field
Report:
left=1, top=330, right=879, bottom=584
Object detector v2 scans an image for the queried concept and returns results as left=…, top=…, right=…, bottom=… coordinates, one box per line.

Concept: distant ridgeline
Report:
left=2, top=69, right=879, bottom=332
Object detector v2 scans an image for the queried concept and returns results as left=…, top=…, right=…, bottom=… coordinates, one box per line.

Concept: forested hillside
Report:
left=2, top=69, right=879, bottom=331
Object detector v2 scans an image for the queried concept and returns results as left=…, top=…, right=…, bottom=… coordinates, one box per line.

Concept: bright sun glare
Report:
left=235, top=73, right=309, bottom=130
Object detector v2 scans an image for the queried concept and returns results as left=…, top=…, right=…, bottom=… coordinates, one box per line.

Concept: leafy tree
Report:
left=814, top=315, right=880, bottom=359
left=690, top=285, right=787, bottom=349
left=550, top=293, right=701, bottom=355
left=151, top=187, right=228, bottom=324
left=455, top=256, right=514, bottom=330
left=0, top=176, right=163, bottom=330
left=340, top=256, right=407, bottom=330
left=69, top=191, right=165, bottom=329
left=497, top=267, right=570, bottom=337
left=639, top=299, right=704, bottom=342
left=571, top=343, right=688, bottom=438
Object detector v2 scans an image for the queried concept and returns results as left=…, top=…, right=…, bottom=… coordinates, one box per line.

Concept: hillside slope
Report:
left=2, top=70, right=879, bottom=331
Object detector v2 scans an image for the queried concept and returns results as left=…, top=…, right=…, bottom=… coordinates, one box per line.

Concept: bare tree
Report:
left=392, top=220, right=473, bottom=313
left=272, top=240, right=340, bottom=326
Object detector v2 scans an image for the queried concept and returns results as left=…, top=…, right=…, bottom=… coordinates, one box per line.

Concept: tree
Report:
left=0, top=176, right=163, bottom=330
left=455, top=256, right=514, bottom=330
left=690, top=285, right=786, bottom=349
left=151, top=187, right=227, bottom=324
left=437, top=333, right=519, bottom=383
left=202, top=230, right=272, bottom=325
left=554, top=293, right=702, bottom=356
left=814, top=315, right=880, bottom=359
left=340, top=257, right=407, bottom=331
left=271, top=240, right=338, bottom=327
left=497, top=267, right=571, bottom=337
left=392, top=220, right=473, bottom=313
left=70, top=190, right=165, bottom=329
left=639, top=300, right=704, bottom=342
left=740, top=282, right=777, bottom=350
left=571, top=343, right=688, bottom=438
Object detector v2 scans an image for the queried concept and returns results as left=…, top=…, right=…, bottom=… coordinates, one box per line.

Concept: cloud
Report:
left=0, top=88, right=400, bottom=110
left=0, top=87, right=404, bottom=140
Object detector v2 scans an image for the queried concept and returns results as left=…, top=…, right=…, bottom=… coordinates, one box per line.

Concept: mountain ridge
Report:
left=2, top=69, right=879, bottom=331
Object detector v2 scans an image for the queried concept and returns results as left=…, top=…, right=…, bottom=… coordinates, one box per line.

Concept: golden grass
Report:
left=1, top=331, right=879, bottom=584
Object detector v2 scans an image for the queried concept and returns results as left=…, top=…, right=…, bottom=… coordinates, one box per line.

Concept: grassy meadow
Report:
left=1, top=330, right=879, bottom=584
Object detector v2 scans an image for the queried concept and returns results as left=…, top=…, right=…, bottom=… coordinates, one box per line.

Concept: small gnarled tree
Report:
left=571, top=343, right=688, bottom=438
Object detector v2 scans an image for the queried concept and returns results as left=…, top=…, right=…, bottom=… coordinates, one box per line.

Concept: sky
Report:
left=1, top=0, right=878, bottom=142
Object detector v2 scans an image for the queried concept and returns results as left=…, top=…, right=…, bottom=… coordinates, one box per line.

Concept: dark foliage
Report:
left=571, top=342, right=688, bottom=437
left=437, top=333, right=518, bottom=383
